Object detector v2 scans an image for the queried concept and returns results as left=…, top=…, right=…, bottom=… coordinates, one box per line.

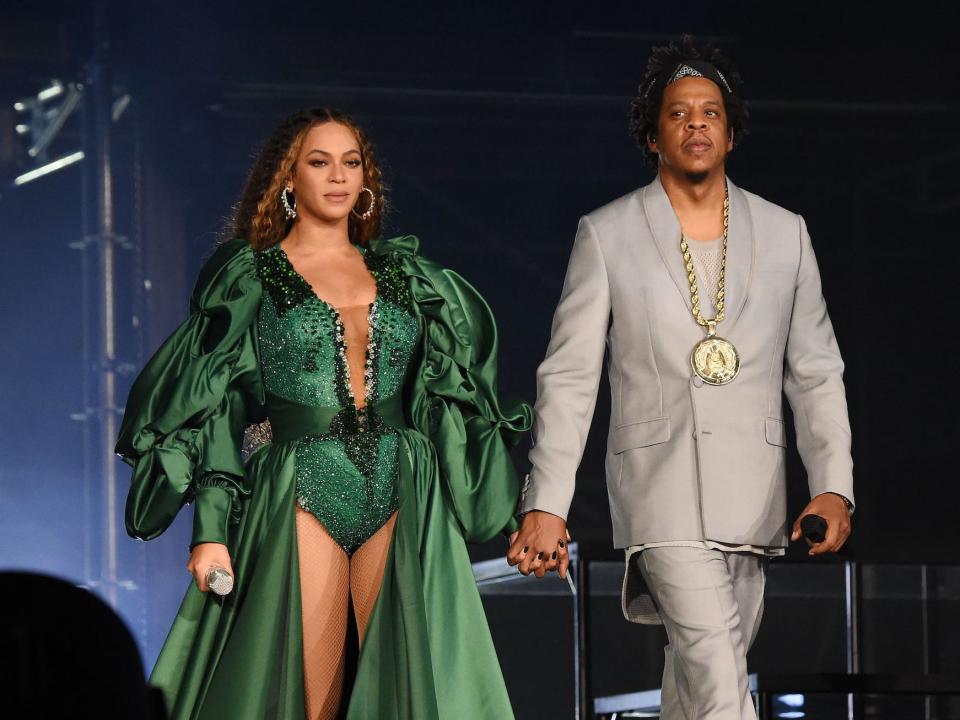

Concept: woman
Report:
left=116, top=108, right=531, bottom=720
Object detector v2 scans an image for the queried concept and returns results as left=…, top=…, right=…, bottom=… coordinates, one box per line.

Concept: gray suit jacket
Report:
left=521, top=175, right=854, bottom=549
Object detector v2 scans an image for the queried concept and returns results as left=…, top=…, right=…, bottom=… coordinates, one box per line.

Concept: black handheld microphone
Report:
left=799, top=514, right=828, bottom=544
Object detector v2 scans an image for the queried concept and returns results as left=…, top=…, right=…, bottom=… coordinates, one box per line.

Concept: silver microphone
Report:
left=205, top=566, right=234, bottom=596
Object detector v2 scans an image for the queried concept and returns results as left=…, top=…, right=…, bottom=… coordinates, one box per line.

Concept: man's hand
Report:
left=187, top=542, right=234, bottom=592
left=791, top=492, right=852, bottom=556
left=506, top=510, right=570, bottom=578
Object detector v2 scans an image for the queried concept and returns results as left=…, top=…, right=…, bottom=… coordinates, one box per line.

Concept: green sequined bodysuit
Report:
left=254, top=244, right=419, bottom=554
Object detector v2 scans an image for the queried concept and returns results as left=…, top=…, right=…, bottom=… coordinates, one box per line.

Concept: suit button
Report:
left=691, top=375, right=704, bottom=388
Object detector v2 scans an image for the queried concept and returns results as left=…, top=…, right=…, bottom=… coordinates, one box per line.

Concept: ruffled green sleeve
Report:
left=115, top=238, right=264, bottom=549
left=375, top=236, right=532, bottom=542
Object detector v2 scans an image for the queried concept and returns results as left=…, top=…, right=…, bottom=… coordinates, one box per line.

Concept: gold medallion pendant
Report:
left=680, top=186, right=741, bottom=386
left=691, top=329, right=740, bottom=386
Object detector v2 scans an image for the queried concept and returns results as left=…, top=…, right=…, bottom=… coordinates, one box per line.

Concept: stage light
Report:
left=20, top=83, right=82, bottom=161
left=112, top=94, right=130, bottom=122
left=15, top=124, right=29, bottom=135
left=37, top=80, right=65, bottom=102
left=14, top=151, right=85, bottom=186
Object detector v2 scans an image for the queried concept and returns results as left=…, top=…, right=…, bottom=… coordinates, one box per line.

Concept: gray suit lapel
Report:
left=643, top=176, right=691, bottom=311
left=723, top=178, right=755, bottom=330
left=641, top=175, right=755, bottom=328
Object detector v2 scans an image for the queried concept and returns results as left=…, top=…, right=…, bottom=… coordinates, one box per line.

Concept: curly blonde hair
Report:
left=230, top=108, right=386, bottom=250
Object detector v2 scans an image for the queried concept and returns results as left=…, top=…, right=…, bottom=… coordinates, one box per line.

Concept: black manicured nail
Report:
left=559, top=540, right=566, bottom=548
left=552, top=551, right=558, bottom=560
left=522, top=546, right=529, bottom=554
left=537, top=552, right=544, bottom=560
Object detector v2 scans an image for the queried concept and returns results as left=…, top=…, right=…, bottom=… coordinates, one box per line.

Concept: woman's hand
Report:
left=187, top=542, right=234, bottom=592
left=506, top=511, right=571, bottom=578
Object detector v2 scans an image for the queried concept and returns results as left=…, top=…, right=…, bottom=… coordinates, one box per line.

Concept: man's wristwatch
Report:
left=829, top=492, right=854, bottom=514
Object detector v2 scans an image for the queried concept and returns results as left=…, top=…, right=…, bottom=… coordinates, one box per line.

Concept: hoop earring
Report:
left=281, top=187, right=297, bottom=219
left=351, top=186, right=376, bottom=220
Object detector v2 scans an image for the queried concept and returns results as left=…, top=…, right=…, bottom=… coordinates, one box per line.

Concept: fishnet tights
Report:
left=295, top=506, right=397, bottom=720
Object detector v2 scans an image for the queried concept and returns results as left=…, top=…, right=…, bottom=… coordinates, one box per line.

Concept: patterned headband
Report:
left=643, top=60, right=734, bottom=98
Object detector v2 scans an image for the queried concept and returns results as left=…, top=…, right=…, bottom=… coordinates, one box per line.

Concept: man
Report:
left=507, top=36, right=854, bottom=719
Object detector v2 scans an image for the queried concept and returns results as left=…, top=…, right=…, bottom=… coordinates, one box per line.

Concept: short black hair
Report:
left=628, top=34, right=748, bottom=164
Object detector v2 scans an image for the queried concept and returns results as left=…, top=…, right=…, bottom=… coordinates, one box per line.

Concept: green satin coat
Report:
left=115, top=235, right=532, bottom=719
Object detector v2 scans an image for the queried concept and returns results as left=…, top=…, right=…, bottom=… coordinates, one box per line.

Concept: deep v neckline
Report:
left=275, top=243, right=380, bottom=411
left=276, top=243, right=379, bottom=311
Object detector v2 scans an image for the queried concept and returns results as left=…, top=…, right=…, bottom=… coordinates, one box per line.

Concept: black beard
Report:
left=683, top=169, right=710, bottom=184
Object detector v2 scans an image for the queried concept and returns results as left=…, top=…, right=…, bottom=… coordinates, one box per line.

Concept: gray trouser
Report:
left=638, top=546, right=767, bottom=720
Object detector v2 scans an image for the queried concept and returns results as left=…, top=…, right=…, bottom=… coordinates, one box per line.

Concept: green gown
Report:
left=115, top=235, right=532, bottom=720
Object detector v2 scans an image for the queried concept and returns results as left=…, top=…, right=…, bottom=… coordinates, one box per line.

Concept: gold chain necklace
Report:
left=681, top=187, right=740, bottom=385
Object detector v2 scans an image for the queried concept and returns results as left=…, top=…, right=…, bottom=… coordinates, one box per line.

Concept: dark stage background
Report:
left=1, top=2, right=958, bottom=717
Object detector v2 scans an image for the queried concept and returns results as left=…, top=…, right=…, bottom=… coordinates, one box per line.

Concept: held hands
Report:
left=791, top=492, right=852, bottom=556
left=187, top=542, right=234, bottom=592
left=506, top=510, right=571, bottom=579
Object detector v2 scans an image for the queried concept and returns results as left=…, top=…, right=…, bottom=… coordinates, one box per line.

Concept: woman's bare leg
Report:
left=296, top=507, right=350, bottom=720
left=349, top=511, right=397, bottom=645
